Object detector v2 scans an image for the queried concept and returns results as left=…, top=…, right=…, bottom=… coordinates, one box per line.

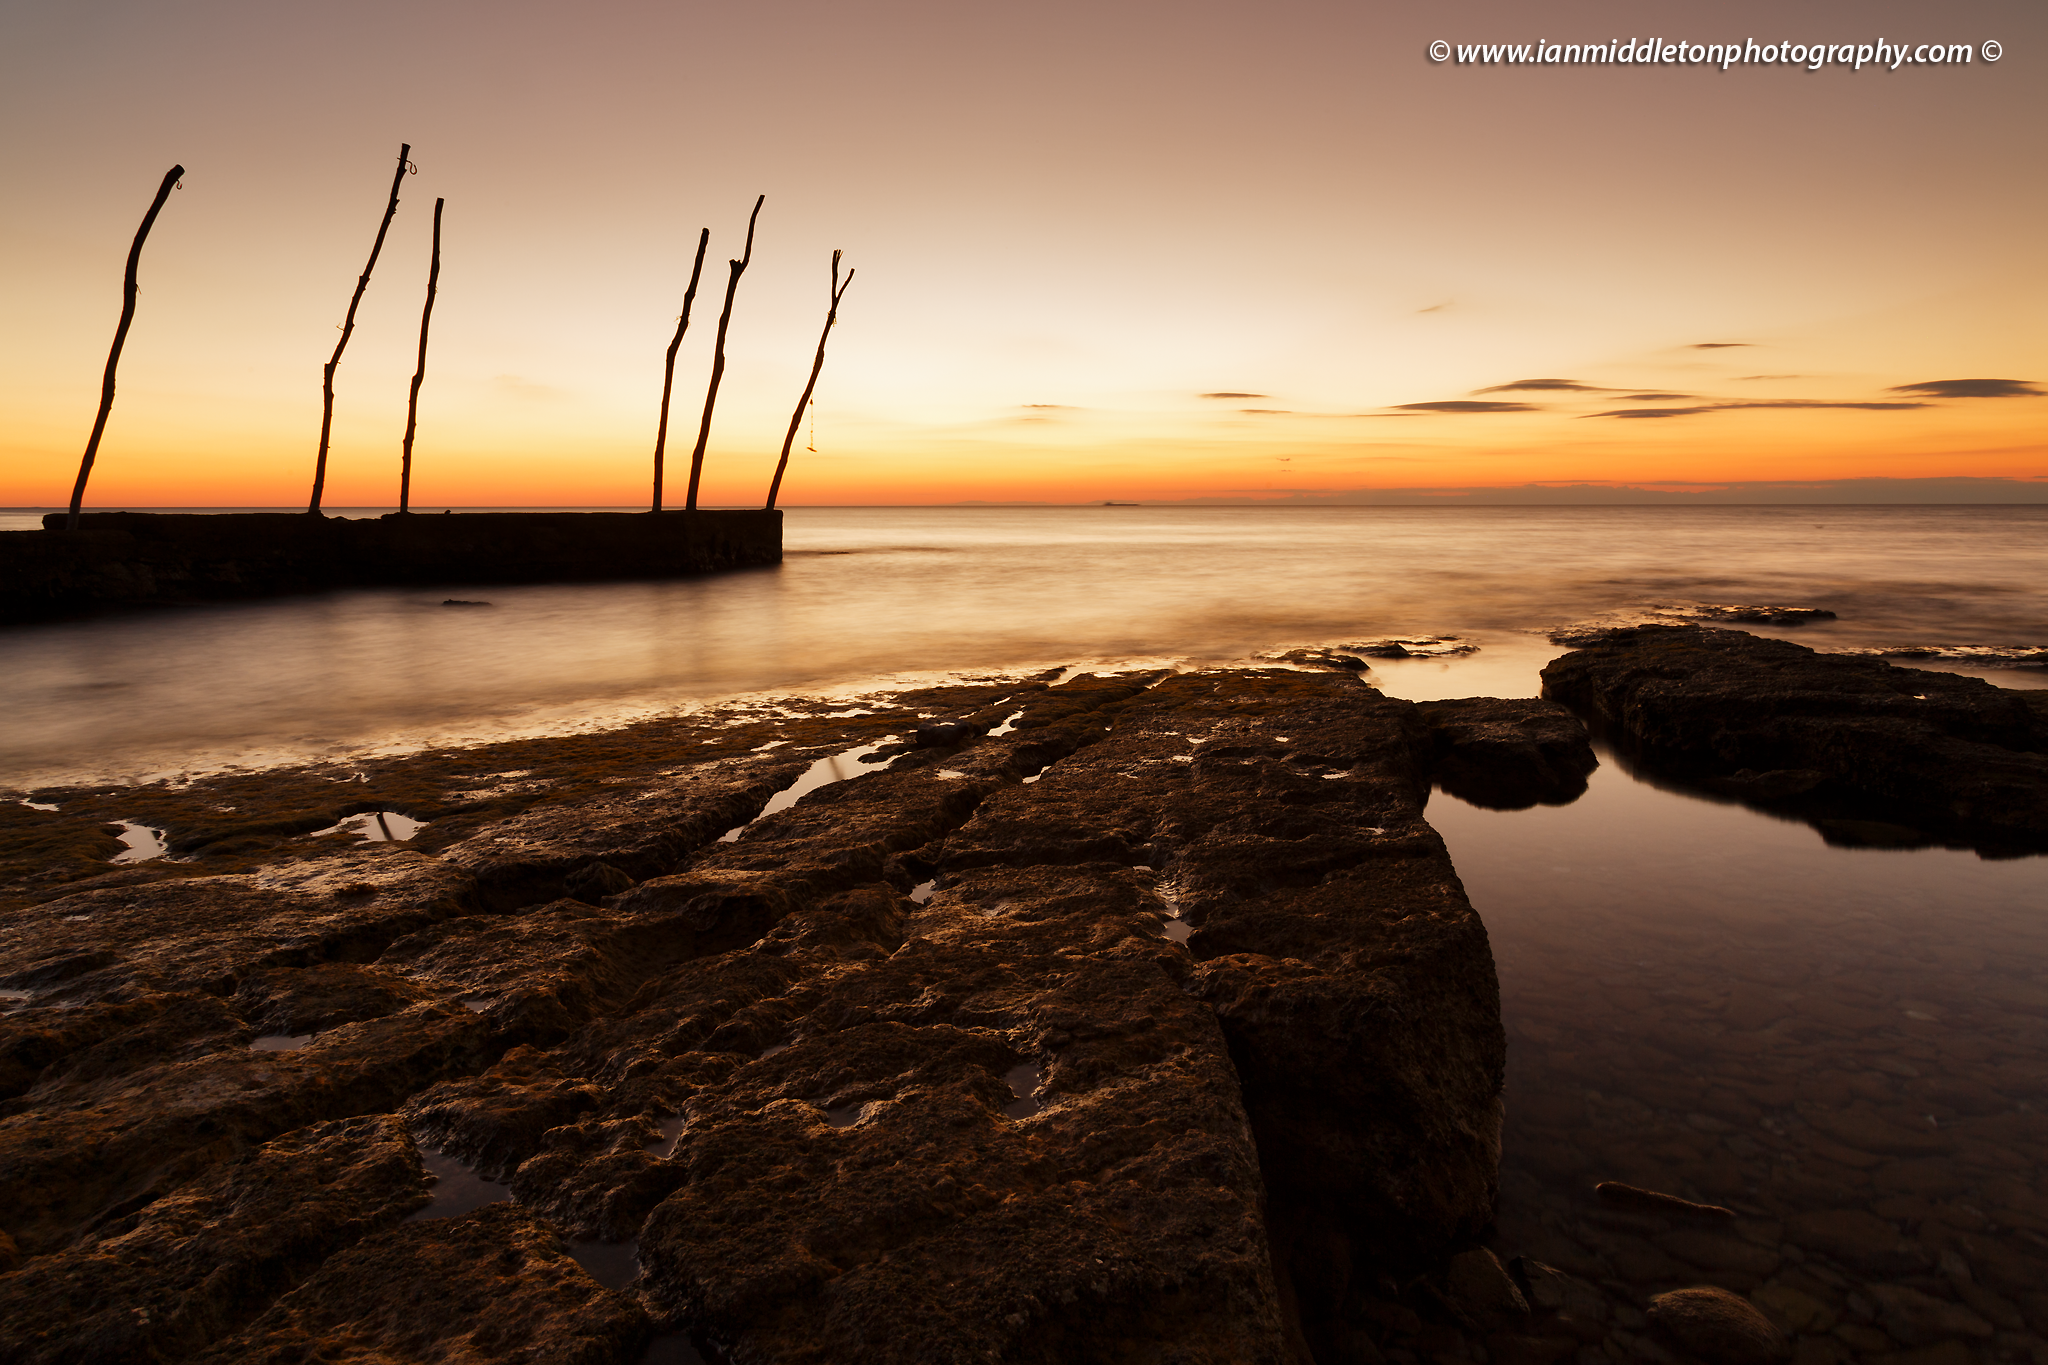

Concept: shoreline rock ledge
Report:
left=0, top=670, right=1584, bottom=1363
left=1542, top=625, right=2048, bottom=855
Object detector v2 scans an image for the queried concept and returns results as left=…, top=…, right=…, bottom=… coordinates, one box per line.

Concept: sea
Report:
left=5, top=503, right=2047, bottom=1327
left=5, top=504, right=2043, bottom=786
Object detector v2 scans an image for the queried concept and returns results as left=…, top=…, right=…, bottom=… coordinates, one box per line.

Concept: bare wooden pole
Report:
left=67, top=164, right=184, bottom=531
left=684, top=194, right=763, bottom=511
left=766, top=251, right=853, bottom=510
left=652, top=227, right=710, bottom=512
left=398, top=196, right=444, bottom=514
left=310, top=143, right=412, bottom=516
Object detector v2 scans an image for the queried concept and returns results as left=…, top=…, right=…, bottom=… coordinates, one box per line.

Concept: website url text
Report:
left=1426, top=38, right=2004, bottom=70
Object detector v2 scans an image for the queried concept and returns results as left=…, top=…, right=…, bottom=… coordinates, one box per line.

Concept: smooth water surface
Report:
left=3, top=506, right=2044, bottom=787
left=1431, top=751, right=2048, bottom=1329
left=405, top=1148, right=513, bottom=1222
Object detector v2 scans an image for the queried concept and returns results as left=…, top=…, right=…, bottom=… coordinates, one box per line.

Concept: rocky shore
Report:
left=1541, top=627, right=2048, bottom=855
left=2, top=631, right=2043, bottom=1364
left=0, top=666, right=1591, bottom=1363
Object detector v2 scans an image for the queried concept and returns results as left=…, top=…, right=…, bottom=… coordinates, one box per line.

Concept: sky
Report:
left=3, top=0, right=2043, bottom=507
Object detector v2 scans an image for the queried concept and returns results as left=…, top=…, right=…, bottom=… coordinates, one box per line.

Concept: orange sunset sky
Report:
left=3, top=0, right=2043, bottom=507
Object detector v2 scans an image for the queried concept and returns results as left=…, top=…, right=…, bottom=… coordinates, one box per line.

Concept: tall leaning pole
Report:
left=309, top=144, right=412, bottom=516
left=398, top=196, right=444, bottom=514
left=67, top=164, right=184, bottom=531
left=651, top=228, right=710, bottom=512
left=684, top=195, right=764, bottom=512
left=765, top=251, right=853, bottom=510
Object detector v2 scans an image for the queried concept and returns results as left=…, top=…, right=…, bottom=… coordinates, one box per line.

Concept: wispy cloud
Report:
left=1589, top=400, right=1925, bottom=420
left=1888, top=378, right=2042, bottom=399
left=1474, top=378, right=1602, bottom=393
left=1201, top=391, right=1266, bottom=399
left=1689, top=342, right=1752, bottom=349
left=1395, top=400, right=1539, bottom=414
left=1239, top=408, right=1292, bottom=414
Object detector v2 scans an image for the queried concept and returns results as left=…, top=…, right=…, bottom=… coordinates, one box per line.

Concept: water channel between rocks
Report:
left=405, top=1148, right=512, bottom=1224
left=1426, top=744, right=2048, bottom=1350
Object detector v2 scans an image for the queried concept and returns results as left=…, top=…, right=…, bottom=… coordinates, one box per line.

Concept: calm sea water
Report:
left=3, top=504, right=2043, bottom=786
left=1434, top=753, right=2048, bottom=1338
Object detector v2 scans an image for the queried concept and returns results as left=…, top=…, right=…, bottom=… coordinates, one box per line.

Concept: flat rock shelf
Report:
left=0, top=510, right=782, bottom=623
left=0, top=667, right=1579, bottom=1364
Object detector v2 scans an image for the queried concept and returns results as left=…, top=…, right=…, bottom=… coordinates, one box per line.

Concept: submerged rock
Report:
left=1343, top=635, right=1479, bottom=658
left=1593, top=1179, right=1733, bottom=1221
left=1542, top=625, right=2048, bottom=853
left=1645, top=1286, right=1789, bottom=1365
left=1546, top=605, right=1835, bottom=645
left=1830, top=643, right=2048, bottom=668
left=1267, top=647, right=1370, bottom=670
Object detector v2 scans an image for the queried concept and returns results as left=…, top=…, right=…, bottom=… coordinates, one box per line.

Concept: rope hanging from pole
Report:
left=766, top=249, right=853, bottom=511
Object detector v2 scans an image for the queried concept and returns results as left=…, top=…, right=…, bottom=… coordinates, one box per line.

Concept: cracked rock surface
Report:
left=1, top=669, right=1545, bottom=1363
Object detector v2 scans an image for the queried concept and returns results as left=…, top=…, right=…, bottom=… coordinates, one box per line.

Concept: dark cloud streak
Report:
left=1474, top=378, right=1601, bottom=393
left=1888, top=379, right=2042, bottom=399
left=1395, top=400, right=1539, bottom=414
left=1589, top=400, right=1926, bottom=420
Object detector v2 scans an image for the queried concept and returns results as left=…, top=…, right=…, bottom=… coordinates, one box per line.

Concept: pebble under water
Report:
left=1428, top=748, right=2048, bottom=1361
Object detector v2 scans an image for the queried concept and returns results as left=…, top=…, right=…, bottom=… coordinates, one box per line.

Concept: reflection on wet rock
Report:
left=406, top=1145, right=513, bottom=1222
left=309, top=810, right=427, bottom=843
left=109, top=820, right=169, bottom=864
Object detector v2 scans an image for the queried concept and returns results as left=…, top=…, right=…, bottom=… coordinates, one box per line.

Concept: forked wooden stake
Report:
left=309, top=143, right=412, bottom=516
left=67, top=164, right=184, bottom=531
left=652, top=227, right=710, bottom=512
left=684, top=195, right=764, bottom=511
left=399, top=197, right=444, bottom=514
left=766, top=251, right=853, bottom=510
